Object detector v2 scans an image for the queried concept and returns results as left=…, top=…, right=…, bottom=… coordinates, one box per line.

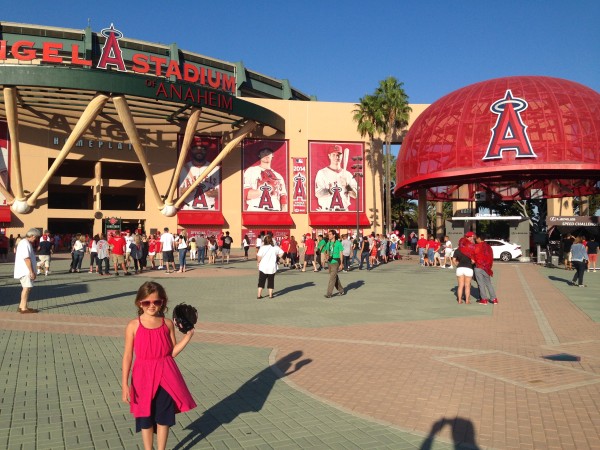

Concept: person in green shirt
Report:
left=324, top=230, right=345, bottom=298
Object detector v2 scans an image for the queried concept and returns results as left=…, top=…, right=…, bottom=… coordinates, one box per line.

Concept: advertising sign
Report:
left=309, top=142, right=364, bottom=212
left=291, top=157, right=308, bottom=214
left=242, top=139, right=289, bottom=212
left=178, top=135, right=221, bottom=211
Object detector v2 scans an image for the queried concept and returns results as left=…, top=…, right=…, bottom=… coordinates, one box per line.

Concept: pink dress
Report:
left=130, top=317, right=197, bottom=417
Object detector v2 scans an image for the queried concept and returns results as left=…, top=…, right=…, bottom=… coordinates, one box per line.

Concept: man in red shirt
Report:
left=302, top=233, right=317, bottom=272
left=108, top=232, right=130, bottom=276
left=473, top=233, right=497, bottom=305
left=280, top=235, right=291, bottom=267
left=417, top=234, right=428, bottom=266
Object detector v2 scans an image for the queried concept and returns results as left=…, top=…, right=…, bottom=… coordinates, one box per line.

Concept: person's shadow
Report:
left=420, top=417, right=480, bottom=449
left=173, top=350, right=311, bottom=449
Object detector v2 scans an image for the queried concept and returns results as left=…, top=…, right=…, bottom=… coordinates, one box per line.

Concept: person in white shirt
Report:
left=14, top=228, right=41, bottom=313
left=443, top=236, right=454, bottom=268
left=160, top=227, right=176, bottom=273
left=256, top=234, right=284, bottom=299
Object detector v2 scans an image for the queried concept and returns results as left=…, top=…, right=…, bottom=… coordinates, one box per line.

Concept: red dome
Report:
left=395, top=76, right=600, bottom=200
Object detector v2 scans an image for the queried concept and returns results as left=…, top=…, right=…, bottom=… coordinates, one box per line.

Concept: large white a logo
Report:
left=97, top=24, right=126, bottom=72
left=483, top=90, right=536, bottom=160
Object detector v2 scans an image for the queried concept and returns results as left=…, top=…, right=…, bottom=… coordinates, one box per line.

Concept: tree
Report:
left=374, top=77, right=411, bottom=234
left=353, top=94, right=383, bottom=233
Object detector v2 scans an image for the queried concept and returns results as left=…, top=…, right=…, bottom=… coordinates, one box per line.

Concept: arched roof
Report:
left=395, top=76, right=600, bottom=200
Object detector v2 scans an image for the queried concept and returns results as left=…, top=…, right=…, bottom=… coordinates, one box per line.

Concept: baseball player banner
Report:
left=291, top=157, right=307, bottom=214
left=178, top=135, right=221, bottom=211
left=309, top=142, right=364, bottom=212
left=0, top=122, right=10, bottom=207
left=242, top=139, right=289, bottom=212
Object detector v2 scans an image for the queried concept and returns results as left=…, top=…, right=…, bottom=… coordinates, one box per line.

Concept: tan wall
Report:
left=5, top=99, right=395, bottom=238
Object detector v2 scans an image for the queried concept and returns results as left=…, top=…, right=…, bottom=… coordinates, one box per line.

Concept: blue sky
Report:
left=2, top=1, right=598, bottom=104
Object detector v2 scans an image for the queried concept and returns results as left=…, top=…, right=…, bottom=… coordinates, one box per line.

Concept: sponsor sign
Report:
left=291, top=157, right=307, bottom=214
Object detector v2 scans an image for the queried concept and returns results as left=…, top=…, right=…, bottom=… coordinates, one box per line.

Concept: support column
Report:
left=4, top=87, right=24, bottom=202
left=113, top=96, right=164, bottom=212
left=418, top=187, right=428, bottom=237
left=165, top=107, right=202, bottom=205
left=27, top=94, right=109, bottom=209
left=94, top=161, right=102, bottom=211
left=435, top=201, right=444, bottom=238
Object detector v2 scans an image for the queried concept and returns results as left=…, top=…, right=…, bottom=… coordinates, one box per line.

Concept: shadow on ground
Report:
left=173, top=350, right=311, bottom=449
left=420, top=416, right=481, bottom=450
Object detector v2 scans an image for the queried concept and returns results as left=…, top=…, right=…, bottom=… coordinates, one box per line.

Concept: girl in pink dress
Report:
left=122, top=281, right=196, bottom=450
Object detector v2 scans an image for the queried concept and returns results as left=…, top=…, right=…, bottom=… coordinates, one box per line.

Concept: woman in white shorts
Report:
left=452, top=247, right=473, bottom=304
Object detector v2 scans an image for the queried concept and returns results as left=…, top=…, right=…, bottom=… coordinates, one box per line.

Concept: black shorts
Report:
left=135, top=385, right=175, bottom=432
left=163, top=250, right=174, bottom=262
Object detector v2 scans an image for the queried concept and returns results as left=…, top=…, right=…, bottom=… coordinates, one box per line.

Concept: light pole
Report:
left=351, top=156, right=363, bottom=238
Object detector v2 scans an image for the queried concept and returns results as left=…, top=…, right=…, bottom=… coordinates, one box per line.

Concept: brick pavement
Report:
left=0, top=253, right=599, bottom=449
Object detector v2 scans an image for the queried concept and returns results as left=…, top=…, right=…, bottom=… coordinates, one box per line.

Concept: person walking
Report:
left=315, top=234, right=326, bottom=271
left=358, top=235, right=371, bottom=270
left=302, top=233, right=317, bottom=272
left=122, top=281, right=196, bottom=450
left=196, top=233, right=207, bottom=264
left=570, top=236, right=589, bottom=287
left=473, top=234, right=498, bottom=305
left=586, top=236, right=598, bottom=272
left=256, top=234, right=284, bottom=299
left=88, top=234, right=99, bottom=273
left=69, top=234, right=86, bottom=273
left=36, top=231, right=53, bottom=276
left=14, top=228, right=41, bottom=313
left=130, top=234, right=144, bottom=274
left=188, top=238, right=197, bottom=261
left=96, top=232, right=111, bottom=276
left=160, top=228, right=176, bottom=273
left=341, top=234, right=352, bottom=271
left=109, top=231, right=131, bottom=276
left=324, top=230, right=345, bottom=298
left=176, top=231, right=188, bottom=272
left=452, top=245, right=474, bottom=304
left=221, top=231, right=233, bottom=264
left=242, top=234, right=250, bottom=260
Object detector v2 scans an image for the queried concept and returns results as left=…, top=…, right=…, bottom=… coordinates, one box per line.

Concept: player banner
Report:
left=291, top=157, right=307, bottom=214
left=0, top=122, right=10, bottom=207
left=309, top=142, right=364, bottom=212
left=242, top=139, right=289, bottom=212
left=178, top=135, right=221, bottom=211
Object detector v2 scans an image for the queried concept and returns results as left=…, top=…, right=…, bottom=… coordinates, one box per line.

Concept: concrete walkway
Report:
left=0, top=252, right=599, bottom=449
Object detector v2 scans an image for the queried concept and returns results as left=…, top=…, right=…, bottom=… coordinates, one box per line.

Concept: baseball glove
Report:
left=258, top=169, right=281, bottom=192
left=172, top=303, right=198, bottom=334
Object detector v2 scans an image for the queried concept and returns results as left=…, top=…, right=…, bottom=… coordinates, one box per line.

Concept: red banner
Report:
left=242, top=139, right=289, bottom=212
left=291, top=157, right=308, bottom=214
left=308, top=142, right=364, bottom=212
left=177, top=135, right=221, bottom=211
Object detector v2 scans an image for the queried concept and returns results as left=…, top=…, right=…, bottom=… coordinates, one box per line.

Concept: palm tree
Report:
left=353, top=94, right=383, bottom=233
left=374, top=77, right=411, bottom=234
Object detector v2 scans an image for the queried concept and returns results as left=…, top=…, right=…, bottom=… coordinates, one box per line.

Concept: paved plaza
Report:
left=1, top=251, right=599, bottom=449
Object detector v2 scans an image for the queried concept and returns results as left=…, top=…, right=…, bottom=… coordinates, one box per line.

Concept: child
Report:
left=122, top=281, right=196, bottom=450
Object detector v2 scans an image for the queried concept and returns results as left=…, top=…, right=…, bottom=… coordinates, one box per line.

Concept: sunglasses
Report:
left=140, top=299, right=164, bottom=308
